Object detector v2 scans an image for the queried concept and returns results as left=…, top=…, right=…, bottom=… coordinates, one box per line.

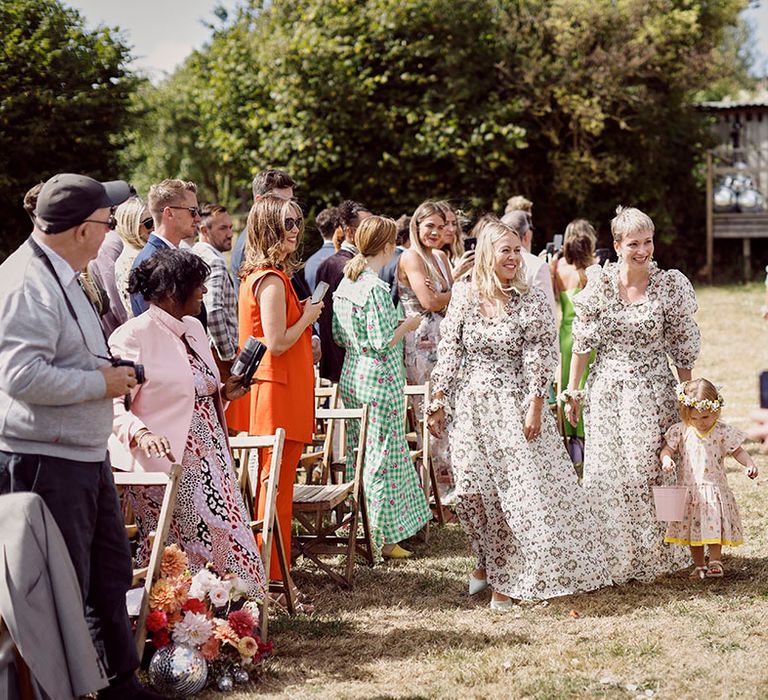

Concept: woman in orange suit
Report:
left=239, top=195, right=323, bottom=607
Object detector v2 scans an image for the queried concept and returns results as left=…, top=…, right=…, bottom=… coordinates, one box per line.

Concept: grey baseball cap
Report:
left=35, top=173, right=132, bottom=233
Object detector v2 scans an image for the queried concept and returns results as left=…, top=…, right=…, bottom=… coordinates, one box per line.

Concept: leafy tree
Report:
left=126, top=0, right=754, bottom=270
left=0, top=0, right=139, bottom=258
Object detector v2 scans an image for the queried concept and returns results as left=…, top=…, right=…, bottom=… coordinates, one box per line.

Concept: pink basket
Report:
left=652, top=485, right=688, bottom=522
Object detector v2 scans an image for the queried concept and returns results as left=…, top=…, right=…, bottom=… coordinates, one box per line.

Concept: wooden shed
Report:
left=699, top=93, right=768, bottom=280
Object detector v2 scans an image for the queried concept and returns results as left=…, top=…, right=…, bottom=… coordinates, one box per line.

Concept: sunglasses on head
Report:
left=284, top=217, right=303, bottom=231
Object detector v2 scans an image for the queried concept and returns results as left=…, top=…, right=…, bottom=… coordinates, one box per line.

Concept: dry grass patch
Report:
left=201, top=283, right=768, bottom=700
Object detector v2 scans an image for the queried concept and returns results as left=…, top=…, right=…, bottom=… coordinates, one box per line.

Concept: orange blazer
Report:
left=239, top=267, right=314, bottom=444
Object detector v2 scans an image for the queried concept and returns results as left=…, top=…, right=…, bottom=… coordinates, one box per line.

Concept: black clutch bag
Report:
left=231, top=336, right=267, bottom=388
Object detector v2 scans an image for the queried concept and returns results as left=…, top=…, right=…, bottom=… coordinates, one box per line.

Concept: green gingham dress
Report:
left=332, top=269, right=431, bottom=547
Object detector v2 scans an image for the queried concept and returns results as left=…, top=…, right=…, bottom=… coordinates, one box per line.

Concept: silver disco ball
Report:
left=148, top=644, right=208, bottom=697
left=713, top=185, right=737, bottom=212
left=737, top=188, right=765, bottom=212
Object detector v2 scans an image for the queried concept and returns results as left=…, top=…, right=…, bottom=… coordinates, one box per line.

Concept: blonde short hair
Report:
left=610, top=206, right=654, bottom=243
left=115, top=197, right=149, bottom=249
left=147, top=179, right=197, bottom=222
left=504, top=195, right=532, bottom=215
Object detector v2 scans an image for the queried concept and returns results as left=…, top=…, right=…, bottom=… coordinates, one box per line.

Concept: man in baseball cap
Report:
left=0, top=174, right=163, bottom=699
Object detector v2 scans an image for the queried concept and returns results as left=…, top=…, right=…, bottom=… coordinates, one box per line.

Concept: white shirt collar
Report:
left=341, top=241, right=358, bottom=255
left=32, top=234, right=79, bottom=287
left=194, top=241, right=226, bottom=260
left=153, top=232, right=177, bottom=249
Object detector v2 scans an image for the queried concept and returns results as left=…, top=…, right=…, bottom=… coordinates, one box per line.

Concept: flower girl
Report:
left=660, top=378, right=758, bottom=579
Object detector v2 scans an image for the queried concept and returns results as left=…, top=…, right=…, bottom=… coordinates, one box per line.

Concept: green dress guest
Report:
left=332, top=215, right=431, bottom=559
left=553, top=219, right=599, bottom=464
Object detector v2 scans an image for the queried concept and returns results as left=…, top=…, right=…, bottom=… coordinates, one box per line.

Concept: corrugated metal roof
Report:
left=700, top=100, right=768, bottom=110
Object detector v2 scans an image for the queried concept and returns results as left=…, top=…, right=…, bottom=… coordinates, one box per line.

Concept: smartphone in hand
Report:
left=464, top=237, right=477, bottom=251
left=311, top=281, right=330, bottom=304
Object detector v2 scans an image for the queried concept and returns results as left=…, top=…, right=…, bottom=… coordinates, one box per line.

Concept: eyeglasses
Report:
left=141, top=217, right=155, bottom=231
left=284, top=217, right=303, bottom=231
left=167, top=205, right=201, bottom=217
left=84, top=214, right=117, bottom=230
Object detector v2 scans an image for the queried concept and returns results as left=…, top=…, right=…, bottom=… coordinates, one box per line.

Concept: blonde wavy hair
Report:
left=409, top=201, right=447, bottom=284
left=471, top=215, right=528, bottom=313
left=436, top=201, right=464, bottom=263
left=115, top=197, right=149, bottom=250
left=240, top=195, right=303, bottom=278
left=344, top=216, right=397, bottom=282
left=611, top=205, right=654, bottom=243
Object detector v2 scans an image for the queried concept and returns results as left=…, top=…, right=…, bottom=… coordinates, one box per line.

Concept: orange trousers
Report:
left=257, top=439, right=303, bottom=582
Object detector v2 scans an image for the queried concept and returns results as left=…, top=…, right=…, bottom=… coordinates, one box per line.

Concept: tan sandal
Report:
left=705, top=560, right=724, bottom=578
left=688, top=566, right=707, bottom=580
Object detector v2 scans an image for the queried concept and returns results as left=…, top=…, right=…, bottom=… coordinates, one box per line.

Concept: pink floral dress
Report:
left=663, top=421, right=746, bottom=547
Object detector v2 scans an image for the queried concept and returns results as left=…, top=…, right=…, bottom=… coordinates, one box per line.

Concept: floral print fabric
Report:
left=572, top=262, right=701, bottom=584
left=431, top=281, right=612, bottom=600
left=128, top=348, right=265, bottom=596
left=663, top=421, right=746, bottom=547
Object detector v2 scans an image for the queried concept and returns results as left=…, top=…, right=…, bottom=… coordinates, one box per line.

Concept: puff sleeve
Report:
left=572, top=264, right=607, bottom=354
left=662, top=269, right=701, bottom=369
left=431, top=280, right=470, bottom=403
left=521, top=288, right=559, bottom=398
left=663, top=422, right=685, bottom=452
left=719, top=422, right=746, bottom=455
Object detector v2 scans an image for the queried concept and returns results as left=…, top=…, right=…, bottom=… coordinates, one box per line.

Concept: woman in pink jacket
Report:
left=109, top=249, right=264, bottom=595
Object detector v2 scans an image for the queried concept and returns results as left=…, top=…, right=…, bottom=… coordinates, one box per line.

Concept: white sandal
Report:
left=688, top=566, right=707, bottom=580
left=705, top=560, right=724, bottom=578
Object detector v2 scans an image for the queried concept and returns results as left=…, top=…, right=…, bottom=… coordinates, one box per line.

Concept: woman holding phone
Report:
left=333, top=216, right=431, bottom=558
left=239, top=195, right=323, bottom=607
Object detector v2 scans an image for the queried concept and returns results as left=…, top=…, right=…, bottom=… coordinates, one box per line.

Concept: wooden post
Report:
left=743, top=238, right=752, bottom=281
left=705, top=150, right=714, bottom=282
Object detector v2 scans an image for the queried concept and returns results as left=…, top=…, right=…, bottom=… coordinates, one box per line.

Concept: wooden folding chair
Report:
left=300, top=384, right=341, bottom=484
left=229, top=430, right=294, bottom=640
left=113, top=463, right=182, bottom=659
left=404, top=383, right=443, bottom=535
left=291, top=406, right=374, bottom=588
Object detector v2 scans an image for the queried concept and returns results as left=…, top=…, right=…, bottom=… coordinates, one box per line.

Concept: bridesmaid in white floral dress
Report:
left=428, top=217, right=611, bottom=607
left=564, top=206, right=701, bottom=585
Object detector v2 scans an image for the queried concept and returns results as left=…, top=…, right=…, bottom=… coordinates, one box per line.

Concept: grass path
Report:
left=213, top=283, right=768, bottom=700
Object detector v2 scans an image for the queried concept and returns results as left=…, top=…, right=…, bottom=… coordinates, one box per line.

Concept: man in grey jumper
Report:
left=0, top=174, right=163, bottom=700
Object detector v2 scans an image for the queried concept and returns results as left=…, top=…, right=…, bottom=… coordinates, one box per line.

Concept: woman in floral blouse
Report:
left=563, top=206, right=701, bottom=584
left=428, top=216, right=611, bottom=608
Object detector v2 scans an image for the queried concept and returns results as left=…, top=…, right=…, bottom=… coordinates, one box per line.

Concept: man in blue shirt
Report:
left=303, top=207, right=339, bottom=292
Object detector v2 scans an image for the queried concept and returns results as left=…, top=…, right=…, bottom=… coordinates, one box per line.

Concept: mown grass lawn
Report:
left=206, top=283, right=768, bottom=700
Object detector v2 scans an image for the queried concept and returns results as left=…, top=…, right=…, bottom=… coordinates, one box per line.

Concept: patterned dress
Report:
left=663, top=421, right=746, bottom=547
left=398, top=255, right=453, bottom=498
left=572, top=262, right=701, bottom=584
left=332, top=269, right=432, bottom=549
left=128, top=348, right=265, bottom=596
left=431, top=281, right=612, bottom=600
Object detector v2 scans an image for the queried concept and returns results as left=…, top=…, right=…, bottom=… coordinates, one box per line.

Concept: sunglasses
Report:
left=284, top=217, right=303, bottom=231
left=84, top=214, right=117, bottom=230
left=141, top=217, right=155, bottom=231
left=167, top=205, right=200, bottom=217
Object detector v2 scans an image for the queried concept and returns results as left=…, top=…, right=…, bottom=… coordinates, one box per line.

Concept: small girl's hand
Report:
left=661, top=455, right=676, bottom=473
left=746, top=464, right=759, bottom=480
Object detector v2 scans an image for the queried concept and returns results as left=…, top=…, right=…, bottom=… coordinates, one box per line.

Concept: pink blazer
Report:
left=108, top=304, right=229, bottom=473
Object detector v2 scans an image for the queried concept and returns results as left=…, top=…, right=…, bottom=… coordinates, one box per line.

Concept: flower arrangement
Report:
left=675, top=383, right=724, bottom=412
left=146, top=545, right=272, bottom=687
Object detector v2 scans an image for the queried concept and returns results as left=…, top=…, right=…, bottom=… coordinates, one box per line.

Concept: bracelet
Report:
left=426, top=399, right=445, bottom=416
left=135, top=430, right=152, bottom=447
left=557, top=389, right=586, bottom=403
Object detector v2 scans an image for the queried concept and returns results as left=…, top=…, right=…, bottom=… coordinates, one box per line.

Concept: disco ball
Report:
left=148, top=644, right=208, bottom=697
left=713, top=185, right=737, bottom=212
left=737, top=188, right=765, bottom=212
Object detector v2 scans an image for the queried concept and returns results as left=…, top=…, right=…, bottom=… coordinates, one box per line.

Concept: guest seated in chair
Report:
left=109, top=249, right=265, bottom=596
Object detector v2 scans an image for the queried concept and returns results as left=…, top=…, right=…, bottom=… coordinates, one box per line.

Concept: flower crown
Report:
left=675, top=383, right=724, bottom=412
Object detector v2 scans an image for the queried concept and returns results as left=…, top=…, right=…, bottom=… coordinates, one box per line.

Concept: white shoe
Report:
left=468, top=575, right=489, bottom=596
left=490, top=597, right=515, bottom=611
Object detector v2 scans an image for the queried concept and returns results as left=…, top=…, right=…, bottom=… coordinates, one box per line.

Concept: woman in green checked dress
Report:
left=332, top=215, right=431, bottom=558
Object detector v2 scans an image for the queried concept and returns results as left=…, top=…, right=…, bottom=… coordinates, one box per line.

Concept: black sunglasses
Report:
left=284, top=217, right=303, bottom=230
left=84, top=214, right=117, bottom=230
left=167, top=205, right=200, bottom=217
left=141, top=217, right=155, bottom=231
